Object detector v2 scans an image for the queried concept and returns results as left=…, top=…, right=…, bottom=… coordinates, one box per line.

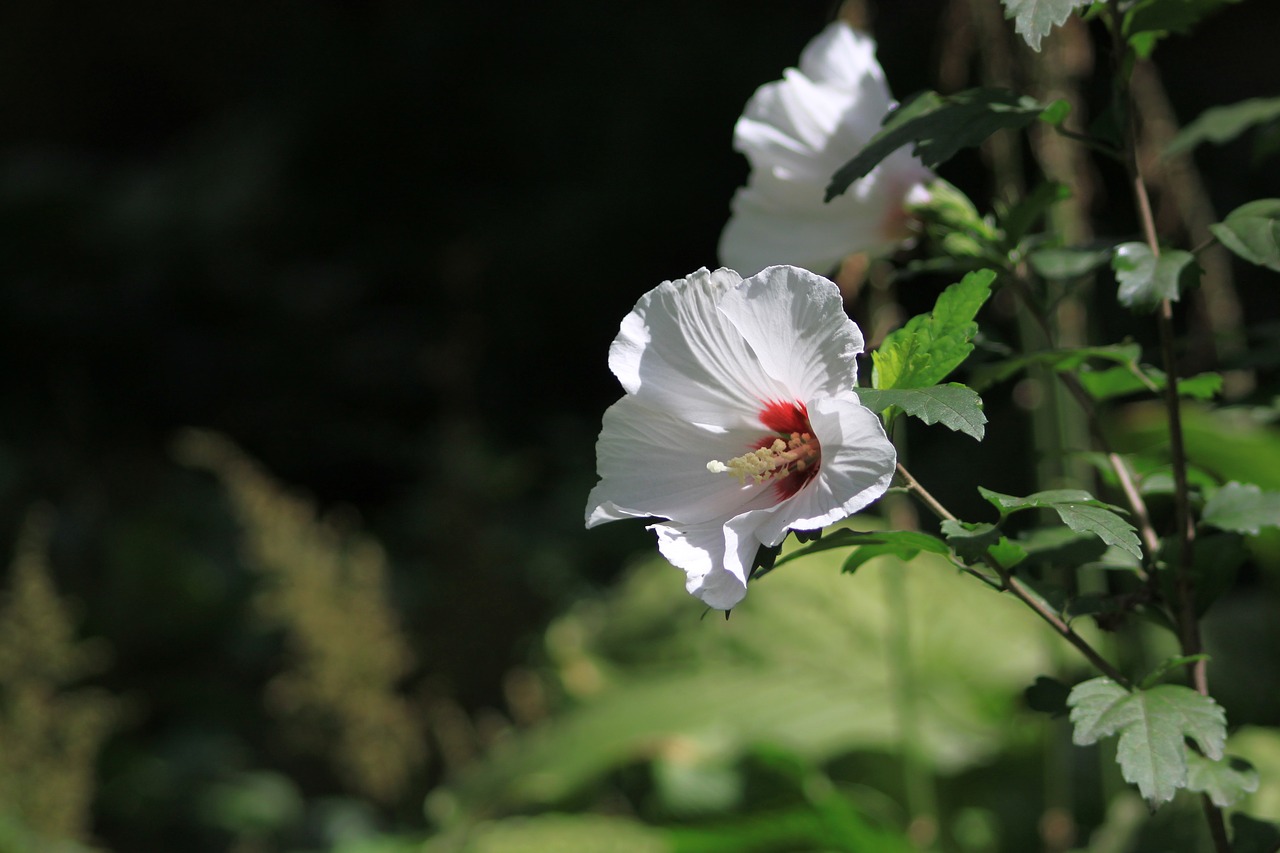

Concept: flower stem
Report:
left=895, top=463, right=1131, bottom=688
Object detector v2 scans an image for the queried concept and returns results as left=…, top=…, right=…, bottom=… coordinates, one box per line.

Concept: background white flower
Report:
left=585, top=265, right=897, bottom=610
left=718, top=21, right=934, bottom=279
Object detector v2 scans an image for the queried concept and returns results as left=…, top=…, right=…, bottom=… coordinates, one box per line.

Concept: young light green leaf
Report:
left=1112, top=243, right=1200, bottom=312
left=1067, top=678, right=1227, bottom=807
left=771, top=529, right=950, bottom=572
left=826, top=89, right=1049, bottom=201
left=1209, top=199, right=1280, bottom=271
left=871, top=270, right=995, bottom=391
left=1001, top=0, right=1091, bottom=51
left=856, top=384, right=987, bottom=440
left=1202, top=481, right=1280, bottom=535
left=1166, top=96, right=1280, bottom=157
left=978, top=488, right=1142, bottom=560
left=1186, top=753, right=1259, bottom=808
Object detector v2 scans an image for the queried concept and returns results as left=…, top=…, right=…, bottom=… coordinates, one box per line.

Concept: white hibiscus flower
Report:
left=718, top=21, right=933, bottom=279
left=585, top=265, right=897, bottom=610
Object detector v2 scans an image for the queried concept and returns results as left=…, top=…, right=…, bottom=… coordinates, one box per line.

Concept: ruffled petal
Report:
left=798, top=21, right=888, bottom=93
left=747, top=392, right=897, bottom=545
left=718, top=265, right=863, bottom=399
left=607, top=268, right=790, bottom=428
left=585, top=394, right=781, bottom=528
left=652, top=518, right=758, bottom=610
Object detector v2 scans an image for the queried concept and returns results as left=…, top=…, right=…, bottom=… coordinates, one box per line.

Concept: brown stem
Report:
left=896, top=463, right=1131, bottom=688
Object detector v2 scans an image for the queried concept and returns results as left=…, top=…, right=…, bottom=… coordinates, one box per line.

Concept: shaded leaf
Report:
left=827, top=89, right=1049, bottom=201
left=1210, top=199, right=1280, bottom=272
left=1185, top=753, right=1259, bottom=808
left=872, top=271, right=995, bottom=390
left=1166, top=96, right=1280, bottom=156
left=771, top=529, right=949, bottom=572
left=856, top=384, right=987, bottom=440
left=1067, top=678, right=1227, bottom=806
left=1202, top=481, right=1280, bottom=535
left=1001, top=0, right=1091, bottom=51
left=1124, top=0, right=1243, bottom=40
left=1028, top=245, right=1113, bottom=280
left=978, top=488, right=1142, bottom=561
left=999, top=181, right=1070, bottom=243
left=971, top=343, right=1142, bottom=390
left=1076, top=365, right=1221, bottom=401
left=940, top=520, right=1001, bottom=562
left=1112, top=243, right=1199, bottom=312
left=1025, top=675, right=1071, bottom=717
left=1230, top=813, right=1280, bottom=853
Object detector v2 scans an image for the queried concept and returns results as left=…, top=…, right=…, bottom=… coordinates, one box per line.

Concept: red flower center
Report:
left=707, top=400, right=821, bottom=501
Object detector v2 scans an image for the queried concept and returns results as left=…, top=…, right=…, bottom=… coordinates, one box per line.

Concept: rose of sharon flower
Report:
left=585, top=265, right=897, bottom=610
left=719, top=21, right=934, bottom=279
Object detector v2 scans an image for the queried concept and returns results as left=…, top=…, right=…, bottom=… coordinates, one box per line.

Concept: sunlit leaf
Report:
left=1185, top=753, right=1259, bottom=808
left=1067, top=677, right=1227, bottom=806
left=1202, top=481, right=1280, bottom=535
left=827, top=89, right=1049, bottom=201
left=1001, top=0, right=1091, bottom=51
left=1209, top=199, right=1280, bottom=272
left=1112, top=243, right=1199, bottom=312
left=1076, top=365, right=1221, bottom=401
left=856, top=384, right=987, bottom=440
left=1166, top=96, right=1280, bottom=156
left=872, top=271, right=995, bottom=390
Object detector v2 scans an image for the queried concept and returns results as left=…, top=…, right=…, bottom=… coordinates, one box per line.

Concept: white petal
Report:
left=652, top=519, right=757, bottom=610
left=748, top=392, right=897, bottom=546
left=607, top=268, right=790, bottom=428
left=738, top=69, right=851, bottom=161
left=718, top=265, right=863, bottom=400
left=585, top=395, right=781, bottom=528
left=798, top=22, right=887, bottom=93
left=718, top=189, right=882, bottom=277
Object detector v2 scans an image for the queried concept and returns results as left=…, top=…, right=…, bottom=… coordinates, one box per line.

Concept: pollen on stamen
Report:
left=707, top=432, right=820, bottom=489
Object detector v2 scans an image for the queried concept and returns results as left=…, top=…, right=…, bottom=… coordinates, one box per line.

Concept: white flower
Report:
left=718, top=21, right=934, bottom=278
left=585, top=265, right=897, bottom=610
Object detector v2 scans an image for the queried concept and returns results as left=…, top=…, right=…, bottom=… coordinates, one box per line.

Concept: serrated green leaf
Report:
left=1202, top=481, right=1280, bottom=535
left=977, top=488, right=1142, bottom=560
left=1186, top=753, right=1259, bottom=807
left=940, top=519, right=1002, bottom=562
left=856, top=384, right=987, bottom=440
left=827, top=89, right=1048, bottom=201
left=872, top=270, right=995, bottom=391
left=771, top=529, right=950, bottom=572
left=1028, top=245, right=1114, bottom=279
left=1001, top=0, right=1091, bottom=51
left=1112, top=243, right=1200, bottom=312
left=1076, top=365, right=1222, bottom=401
left=1166, top=96, right=1280, bottom=157
left=1025, top=675, right=1071, bottom=717
left=1210, top=199, right=1280, bottom=272
left=1067, top=678, right=1227, bottom=806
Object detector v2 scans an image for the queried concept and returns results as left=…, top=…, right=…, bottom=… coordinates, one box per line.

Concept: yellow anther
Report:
left=707, top=433, right=819, bottom=486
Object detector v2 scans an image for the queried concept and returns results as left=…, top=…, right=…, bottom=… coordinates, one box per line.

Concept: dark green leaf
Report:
left=872, top=270, right=995, bottom=390
left=1202, top=481, right=1280, bottom=535
left=970, top=343, right=1142, bottom=390
left=1230, top=813, right=1280, bottom=853
left=1025, top=675, right=1071, bottom=717
left=1138, top=654, right=1211, bottom=690
left=1067, top=678, right=1227, bottom=806
left=978, top=488, right=1142, bottom=561
left=1015, top=526, right=1109, bottom=571
left=1076, top=365, right=1222, bottom=401
left=1124, top=0, right=1243, bottom=41
left=856, top=384, right=987, bottom=440
left=978, top=487, right=1122, bottom=515
left=1185, top=753, right=1259, bottom=808
left=940, top=519, right=1001, bottom=562
left=1112, top=243, right=1200, bottom=312
left=999, top=181, right=1070, bottom=243
left=826, top=89, right=1049, bottom=201
left=1002, top=0, right=1091, bottom=51
left=771, top=529, right=949, bottom=572
left=1028, top=245, right=1114, bottom=279
left=1209, top=199, right=1280, bottom=272
left=1166, top=96, right=1280, bottom=156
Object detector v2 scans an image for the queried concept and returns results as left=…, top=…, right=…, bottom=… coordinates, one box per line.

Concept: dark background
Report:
left=1, top=1, right=1277, bottom=850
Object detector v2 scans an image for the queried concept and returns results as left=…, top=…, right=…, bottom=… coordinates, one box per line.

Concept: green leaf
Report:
left=970, top=343, right=1142, bottom=390
left=826, top=89, right=1049, bottom=201
left=978, top=488, right=1142, bottom=561
left=1001, top=0, right=1091, bottom=51
left=1067, top=678, right=1227, bottom=807
left=1202, top=481, right=1280, bottom=535
left=770, top=529, right=950, bottom=572
left=1027, top=245, right=1114, bottom=280
left=1123, top=0, right=1243, bottom=41
left=1076, top=365, right=1222, bottom=401
left=1112, top=243, right=1200, bottom=312
left=1185, top=753, right=1259, bottom=808
left=856, top=384, right=987, bottom=440
left=1138, top=654, right=1211, bottom=690
left=871, top=270, right=995, bottom=390
left=1230, top=813, right=1280, bottom=853
left=1025, top=675, right=1071, bottom=717
left=940, top=519, right=1002, bottom=562
left=1209, top=199, right=1280, bottom=272
left=1166, top=96, right=1280, bottom=156
left=999, top=181, right=1070, bottom=243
